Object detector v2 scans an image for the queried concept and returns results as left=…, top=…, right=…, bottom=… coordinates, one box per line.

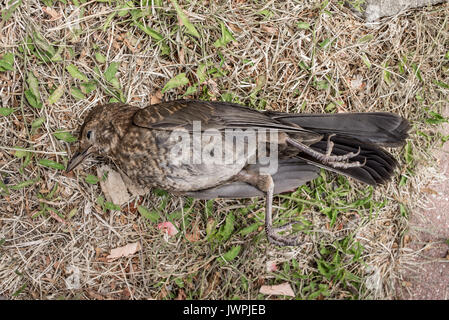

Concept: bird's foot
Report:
left=286, top=136, right=365, bottom=169
left=266, top=222, right=302, bottom=246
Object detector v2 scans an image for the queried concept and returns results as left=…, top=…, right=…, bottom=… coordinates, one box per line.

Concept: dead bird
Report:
left=67, top=100, right=409, bottom=246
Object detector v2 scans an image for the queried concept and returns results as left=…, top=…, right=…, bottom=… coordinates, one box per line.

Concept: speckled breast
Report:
left=112, top=127, right=256, bottom=192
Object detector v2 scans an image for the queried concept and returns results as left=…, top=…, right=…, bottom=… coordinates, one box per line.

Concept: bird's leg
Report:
left=235, top=170, right=302, bottom=246
left=286, top=137, right=363, bottom=169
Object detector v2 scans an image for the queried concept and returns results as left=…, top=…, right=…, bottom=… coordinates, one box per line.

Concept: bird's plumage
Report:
left=268, top=111, right=410, bottom=147
left=69, top=99, right=409, bottom=192
left=67, top=99, right=409, bottom=246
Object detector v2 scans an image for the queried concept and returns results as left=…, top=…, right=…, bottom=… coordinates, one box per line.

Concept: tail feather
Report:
left=267, top=112, right=410, bottom=147
left=188, top=111, right=409, bottom=198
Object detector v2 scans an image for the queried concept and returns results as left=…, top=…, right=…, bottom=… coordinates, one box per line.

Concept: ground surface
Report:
left=0, top=1, right=448, bottom=300
left=397, top=105, right=449, bottom=300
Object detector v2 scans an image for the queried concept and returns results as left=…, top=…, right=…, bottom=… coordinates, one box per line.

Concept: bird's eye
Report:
left=86, top=130, right=92, bottom=140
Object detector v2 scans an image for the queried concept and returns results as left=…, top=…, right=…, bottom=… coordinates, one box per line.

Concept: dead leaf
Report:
left=112, top=39, right=121, bottom=50
left=87, top=290, right=105, bottom=300
left=402, top=281, right=412, bottom=288
left=110, top=281, right=117, bottom=291
left=157, top=286, right=169, bottom=299
left=259, top=282, right=295, bottom=297
left=150, top=90, right=162, bottom=105
left=106, top=242, right=142, bottom=262
left=350, top=75, right=365, bottom=90
left=261, top=25, right=278, bottom=35
left=122, top=198, right=142, bottom=215
left=42, top=7, right=62, bottom=21
left=255, top=74, right=267, bottom=90
left=206, top=79, right=219, bottom=100
left=228, top=23, right=242, bottom=33
left=175, top=289, right=186, bottom=300
left=121, top=33, right=137, bottom=53
left=336, top=102, right=348, bottom=113
left=178, top=47, right=185, bottom=65
left=118, top=169, right=149, bottom=197
left=97, top=165, right=130, bottom=206
left=30, top=134, right=42, bottom=141
left=65, top=266, right=81, bottom=290
left=95, top=247, right=103, bottom=260
left=186, top=224, right=201, bottom=242
left=121, top=288, right=132, bottom=299
left=422, top=187, right=438, bottom=195
left=49, top=210, right=67, bottom=225
left=266, top=261, right=278, bottom=272
left=404, top=235, right=412, bottom=245
left=63, top=170, right=75, bottom=179
left=158, top=221, right=178, bottom=237
left=202, top=271, right=221, bottom=298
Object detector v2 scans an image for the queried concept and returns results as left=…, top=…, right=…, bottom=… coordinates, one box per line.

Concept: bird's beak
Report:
left=66, top=146, right=92, bottom=173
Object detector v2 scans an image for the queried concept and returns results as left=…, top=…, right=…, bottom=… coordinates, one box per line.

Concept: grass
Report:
left=0, top=0, right=448, bottom=300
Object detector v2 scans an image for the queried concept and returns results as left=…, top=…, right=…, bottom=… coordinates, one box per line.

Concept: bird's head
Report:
left=66, top=103, right=129, bottom=172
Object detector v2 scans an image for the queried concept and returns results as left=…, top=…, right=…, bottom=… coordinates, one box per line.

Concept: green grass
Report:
left=0, top=0, right=448, bottom=300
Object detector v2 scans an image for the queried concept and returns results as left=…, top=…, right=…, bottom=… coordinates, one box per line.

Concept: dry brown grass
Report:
left=0, top=0, right=448, bottom=300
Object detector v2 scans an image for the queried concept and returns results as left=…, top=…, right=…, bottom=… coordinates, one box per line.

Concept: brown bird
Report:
left=67, top=100, right=409, bottom=246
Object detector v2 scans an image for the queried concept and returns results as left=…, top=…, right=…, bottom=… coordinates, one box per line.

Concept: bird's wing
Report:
left=132, top=100, right=320, bottom=136
left=133, top=100, right=220, bottom=130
